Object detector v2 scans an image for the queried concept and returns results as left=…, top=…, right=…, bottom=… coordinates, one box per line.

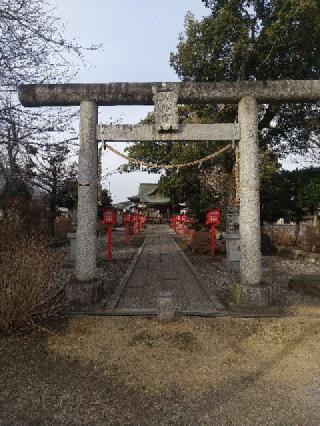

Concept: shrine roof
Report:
left=128, top=183, right=170, bottom=205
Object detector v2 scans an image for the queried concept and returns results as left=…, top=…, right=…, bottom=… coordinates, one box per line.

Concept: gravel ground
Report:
left=177, top=237, right=320, bottom=313
left=58, top=228, right=146, bottom=306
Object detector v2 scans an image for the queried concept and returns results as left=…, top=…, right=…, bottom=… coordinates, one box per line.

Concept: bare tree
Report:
left=0, top=0, right=99, bottom=206
left=29, top=142, right=77, bottom=236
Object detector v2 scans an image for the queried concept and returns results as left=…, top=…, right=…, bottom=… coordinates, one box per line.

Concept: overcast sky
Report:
left=51, top=1, right=306, bottom=203
left=53, top=0, right=209, bottom=202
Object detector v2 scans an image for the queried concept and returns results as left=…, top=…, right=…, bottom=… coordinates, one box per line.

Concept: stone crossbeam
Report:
left=19, top=80, right=320, bottom=107
left=19, top=78, right=320, bottom=307
left=96, top=123, right=240, bottom=142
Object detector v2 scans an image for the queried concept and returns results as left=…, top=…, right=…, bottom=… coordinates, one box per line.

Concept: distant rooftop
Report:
left=128, top=183, right=170, bottom=205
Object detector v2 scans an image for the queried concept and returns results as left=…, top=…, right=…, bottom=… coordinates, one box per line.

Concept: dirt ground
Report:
left=1, top=315, right=320, bottom=425
left=1, top=227, right=320, bottom=425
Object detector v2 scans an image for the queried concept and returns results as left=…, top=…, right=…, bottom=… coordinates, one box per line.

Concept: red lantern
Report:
left=185, top=217, right=196, bottom=240
left=131, top=214, right=138, bottom=238
left=102, top=208, right=116, bottom=260
left=138, top=214, right=145, bottom=232
left=102, top=208, right=116, bottom=225
left=180, top=214, right=188, bottom=238
left=123, top=213, right=132, bottom=243
left=170, top=215, right=178, bottom=231
left=205, top=209, right=221, bottom=255
left=205, top=208, right=220, bottom=226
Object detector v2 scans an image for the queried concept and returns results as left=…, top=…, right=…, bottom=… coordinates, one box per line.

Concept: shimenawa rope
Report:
left=103, top=142, right=233, bottom=170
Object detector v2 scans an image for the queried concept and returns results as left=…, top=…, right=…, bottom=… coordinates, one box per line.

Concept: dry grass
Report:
left=229, top=284, right=243, bottom=305
left=0, top=211, right=64, bottom=333
left=47, top=317, right=320, bottom=394
left=1, top=315, right=320, bottom=425
left=266, top=226, right=320, bottom=253
left=54, top=215, right=72, bottom=240
left=45, top=316, right=320, bottom=424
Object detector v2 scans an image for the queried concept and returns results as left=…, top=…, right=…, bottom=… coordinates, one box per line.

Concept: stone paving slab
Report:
left=111, top=225, right=223, bottom=313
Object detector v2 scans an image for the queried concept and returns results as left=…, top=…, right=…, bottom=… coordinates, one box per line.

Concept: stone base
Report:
left=67, top=232, right=77, bottom=263
left=241, top=284, right=272, bottom=306
left=66, top=278, right=103, bottom=306
left=158, top=291, right=176, bottom=321
left=227, top=260, right=240, bottom=272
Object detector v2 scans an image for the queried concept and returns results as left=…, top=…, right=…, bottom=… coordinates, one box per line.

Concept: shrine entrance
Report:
left=19, top=80, right=320, bottom=307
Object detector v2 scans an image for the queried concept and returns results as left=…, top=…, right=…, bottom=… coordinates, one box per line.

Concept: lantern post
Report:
left=132, top=214, right=138, bottom=238
left=180, top=214, right=187, bottom=238
left=205, top=208, right=221, bottom=255
left=124, top=213, right=131, bottom=243
left=102, top=208, right=116, bottom=260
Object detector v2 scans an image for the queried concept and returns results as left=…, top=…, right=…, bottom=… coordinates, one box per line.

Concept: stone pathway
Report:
left=110, top=225, right=224, bottom=312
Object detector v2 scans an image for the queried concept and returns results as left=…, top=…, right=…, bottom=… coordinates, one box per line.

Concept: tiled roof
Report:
left=128, top=183, right=170, bottom=204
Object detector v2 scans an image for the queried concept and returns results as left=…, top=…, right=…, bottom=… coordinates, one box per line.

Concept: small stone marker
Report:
left=68, top=232, right=77, bottom=263
left=226, top=206, right=240, bottom=271
left=158, top=291, right=175, bottom=321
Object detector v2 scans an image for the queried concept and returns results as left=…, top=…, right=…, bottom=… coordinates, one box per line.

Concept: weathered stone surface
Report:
left=226, top=206, right=240, bottom=271
left=288, top=274, right=320, bottom=297
left=19, top=80, right=320, bottom=107
left=241, top=284, right=272, bottom=306
left=153, top=87, right=179, bottom=131
left=158, top=291, right=175, bottom=321
left=68, top=232, right=77, bottom=262
left=226, top=235, right=241, bottom=271
left=97, top=123, right=240, bottom=142
left=238, top=96, right=262, bottom=286
left=75, top=100, right=98, bottom=282
left=66, top=279, right=103, bottom=306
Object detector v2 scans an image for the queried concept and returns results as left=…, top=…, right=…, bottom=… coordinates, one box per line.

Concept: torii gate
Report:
left=18, top=80, right=320, bottom=306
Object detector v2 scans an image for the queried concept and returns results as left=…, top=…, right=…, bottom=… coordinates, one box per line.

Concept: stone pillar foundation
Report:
left=158, top=291, right=175, bottom=321
left=66, top=279, right=103, bottom=307
left=240, top=284, right=272, bottom=306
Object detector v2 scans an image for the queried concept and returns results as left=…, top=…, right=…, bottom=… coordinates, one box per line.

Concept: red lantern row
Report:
left=123, top=213, right=146, bottom=242
left=170, top=208, right=221, bottom=254
left=102, top=210, right=147, bottom=260
left=170, top=214, right=197, bottom=240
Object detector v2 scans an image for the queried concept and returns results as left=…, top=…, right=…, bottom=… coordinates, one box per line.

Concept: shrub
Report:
left=265, top=225, right=320, bottom=253
left=297, top=226, right=320, bottom=252
left=187, top=230, right=211, bottom=254
left=0, top=211, right=64, bottom=334
left=261, top=232, right=277, bottom=255
left=229, top=284, right=243, bottom=305
left=55, top=215, right=72, bottom=241
left=265, top=228, right=296, bottom=247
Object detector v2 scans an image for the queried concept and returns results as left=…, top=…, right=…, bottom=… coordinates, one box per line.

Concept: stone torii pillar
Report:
left=76, top=100, right=98, bottom=282
left=67, top=100, right=102, bottom=305
left=238, top=96, right=267, bottom=304
left=238, top=96, right=261, bottom=285
left=19, top=80, right=320, bottom=306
